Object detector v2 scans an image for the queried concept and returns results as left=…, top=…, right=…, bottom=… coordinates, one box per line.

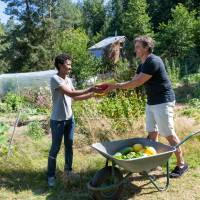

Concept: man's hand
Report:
left=96, top=83, right=117, bottom=93
left=88, top=85, right=106, bottom=94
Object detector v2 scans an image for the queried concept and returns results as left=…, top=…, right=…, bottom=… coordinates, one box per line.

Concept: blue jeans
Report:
left=47, top=118, right=75, bottom=177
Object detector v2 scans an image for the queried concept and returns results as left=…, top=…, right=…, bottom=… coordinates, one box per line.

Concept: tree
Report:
left=122, top=0, right=153, bottom=40
left=157, top=4, right=197, bottom=58
left=147, top=0, right=200, bottom=32
left=193, top=15, right=200, bottom=55
left=54, top=28, right=101, bottom=84
left=147, top=0, right=176, bottom=31
left=53, top=0, right=83, bottom=29
left=0, top=0, right=57, bottom=72
left=0, top=24, right=9, bottom=73
left=106, top=0, right=124, bottom=36
left=82, top=0, right=106, bottom=37
left=121, top=0, right=153, bottom=66
left=0, top=0, right=85, bottom=72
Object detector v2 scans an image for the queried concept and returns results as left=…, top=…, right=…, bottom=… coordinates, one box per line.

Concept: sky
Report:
left=0, top=0, right=79, bottom=25
left=0, top=0, right=108, bottom=25
left=0, top=1, right=9, bottom=24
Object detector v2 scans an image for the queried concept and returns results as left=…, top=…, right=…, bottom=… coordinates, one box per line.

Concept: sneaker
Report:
left=170, top=164, right=189, bottom=178
left=48, top=176, right=56, bottom=187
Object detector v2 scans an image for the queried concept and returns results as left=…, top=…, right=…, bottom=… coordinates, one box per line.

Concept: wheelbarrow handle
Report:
left=175, top=130, right=200, bottom=149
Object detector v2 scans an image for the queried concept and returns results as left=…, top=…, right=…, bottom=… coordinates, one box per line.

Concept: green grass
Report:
left=0, top=129, right=200, bottom=200
left=1, top=83, right=200, bottom=199
left=0, top=136, right=106, bottom=200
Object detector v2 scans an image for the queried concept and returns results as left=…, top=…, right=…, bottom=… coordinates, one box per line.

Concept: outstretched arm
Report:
left=115, top=73, right=152, bottom=89
left=73, top=92, right=94, bottom=101
left=58, top=85, right=102, bottom=98
left=104, top=73, right=152, bottom=91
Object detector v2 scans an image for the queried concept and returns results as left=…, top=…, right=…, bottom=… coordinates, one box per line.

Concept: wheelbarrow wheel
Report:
left=90, top=166, right=123, bottom=200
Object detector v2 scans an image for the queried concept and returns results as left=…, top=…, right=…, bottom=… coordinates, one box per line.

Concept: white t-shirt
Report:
left=50, top=74, right=74, bottom=121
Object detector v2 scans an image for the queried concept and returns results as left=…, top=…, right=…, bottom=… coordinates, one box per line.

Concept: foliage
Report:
left=122, top=0, right=153, bottom=40
left=0, top=0, right=82, bottom=73
left=0, top=23, right=9, bottom=73
left=106, top=0, right=124, bottom=36
left=26, top=121, right=45, bottom=140
left=112, top=59, right=133, bottom=82
left=18, top=112, right=29, bottom=126
left=0, top=102, right=11, bottom=113
left=0, top=122, right=9, bottom=135
left=82, top=0, right=106, bottom=37
left=175, top=81, right=200, bottom=103
left=98, top=90, right=146, bottom=120
left=164, top=58, right=181, bottom=85
left=181, top=98, right=200, bottom=121
left=54, top=28, right=101, bottom=84
left=53, top=0, right=83, bottom=29
left=182, top=73, right=200, bottom=85
left=73, top=89, right=146, bottom=134
left=157, top=4, right=197, bottom=58
left=0, top=122, right=9, bottom=156
left=3, top=92, right=25, bottom=112
left=0, top=0, right=199, bottom=79
left=118, top=0, right=153, bottom=66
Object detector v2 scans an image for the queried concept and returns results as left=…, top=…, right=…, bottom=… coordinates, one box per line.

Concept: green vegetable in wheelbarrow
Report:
left=113, top=144, right=157, bottom=160
left=113, top=152, right=123, bottom=159
left=120, top=147, right=133, bottom=155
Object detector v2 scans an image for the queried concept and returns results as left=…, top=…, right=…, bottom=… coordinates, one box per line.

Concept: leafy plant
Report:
left=181, top=98, right=200, bottom=121
left=157, top=4, right=197, bottom=58
left=0, top=102, right=12, bottom=113
left=26, top=121, right=45, bottom=140
left=182, top=73, right=200, bottom=85
left=18, top=113, right=29, bottom=126
left=0, top=122, right=9, bottom=135
left=164, top=58, right=181, bottom=85
left=3, top=92, right=25, bottom=112
left=73, top=90, right=146, bottom=135
left=0, top=123, right=9, bottom=155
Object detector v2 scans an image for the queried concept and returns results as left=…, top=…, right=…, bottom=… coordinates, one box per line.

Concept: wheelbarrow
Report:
left=87, top=131, right=200, bottom=200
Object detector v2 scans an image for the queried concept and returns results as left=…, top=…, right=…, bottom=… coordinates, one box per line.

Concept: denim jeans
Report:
left=47, top=118, right=75, bottom=177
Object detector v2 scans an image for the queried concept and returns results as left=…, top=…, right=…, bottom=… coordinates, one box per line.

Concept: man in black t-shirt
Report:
left=99, top=36, right=188, bottom=178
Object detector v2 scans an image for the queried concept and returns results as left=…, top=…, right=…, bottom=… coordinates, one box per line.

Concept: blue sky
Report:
left=0, top=1, right=9, bottom=24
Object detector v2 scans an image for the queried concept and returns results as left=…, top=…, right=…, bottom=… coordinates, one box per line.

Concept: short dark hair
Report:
left=54, top=54, right=72, bottom=71
left=134, top=36, right=155, bottom=53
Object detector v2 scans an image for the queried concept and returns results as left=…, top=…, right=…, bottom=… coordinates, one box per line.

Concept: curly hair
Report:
left=54, top=54, right=72, bottom=71
left=134, top=36, right=155, bottom=53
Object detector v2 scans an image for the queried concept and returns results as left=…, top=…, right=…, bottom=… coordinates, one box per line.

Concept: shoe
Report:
left=48, top=176, right=56, bottom=187
left=170, top=164, right=189, bottom=178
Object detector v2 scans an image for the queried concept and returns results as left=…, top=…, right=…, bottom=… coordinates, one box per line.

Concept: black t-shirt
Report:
left=136, top=54, right=175, bottom=105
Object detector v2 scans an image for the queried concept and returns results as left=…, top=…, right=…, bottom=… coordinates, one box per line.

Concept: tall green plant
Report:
left=54, top=28, right=101, bottom=85
left=157, top=4, right=197, bottom=58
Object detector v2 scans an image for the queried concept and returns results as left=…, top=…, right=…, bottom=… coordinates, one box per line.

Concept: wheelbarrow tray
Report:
left=92, top=137, right=176, bottom=173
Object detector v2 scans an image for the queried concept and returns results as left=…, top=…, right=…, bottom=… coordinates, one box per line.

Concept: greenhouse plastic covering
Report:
left=0, top=70, right=57, bottom=96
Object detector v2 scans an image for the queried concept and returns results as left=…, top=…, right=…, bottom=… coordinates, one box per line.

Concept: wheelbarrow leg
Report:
left=104, top=159, right=118, bottom=184
left=111, top=160, right=116, bottom=183
left=105, top=159, right=109, bottom=167
left=144, top=161, right=170, bottom=191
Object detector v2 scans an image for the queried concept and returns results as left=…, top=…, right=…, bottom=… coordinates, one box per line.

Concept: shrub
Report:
left=73, top=90, right=146, bottom=135
left=26, top=121, right=45, bottom=140
left=3, top=92, right=25, bottom=112
left=18, top=112, right=29, bottom=126
left=0, top=122, right=9, bottom=156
